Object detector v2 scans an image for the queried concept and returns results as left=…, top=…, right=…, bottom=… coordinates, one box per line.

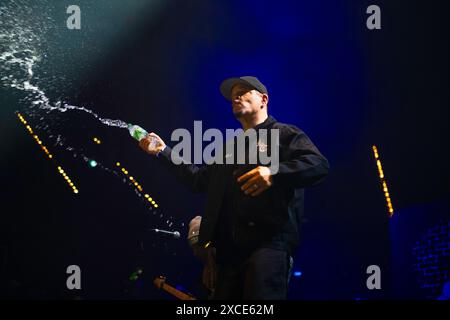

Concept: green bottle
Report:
left=128, top=123, right=148, bottom=141
left=127, top=123, right=157, bottom=148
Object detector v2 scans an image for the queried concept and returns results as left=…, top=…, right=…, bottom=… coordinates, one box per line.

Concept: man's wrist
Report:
left=156, top=145, right=167, bottom=157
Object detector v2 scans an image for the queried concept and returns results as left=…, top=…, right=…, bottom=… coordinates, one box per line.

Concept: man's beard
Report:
left=233, top=108, right=258, bottom=119
left=233, top=110, right=244, bottom=119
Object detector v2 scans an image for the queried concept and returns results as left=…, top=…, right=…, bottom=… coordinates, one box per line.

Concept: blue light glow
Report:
left=89, top=160, right=97, bottom=168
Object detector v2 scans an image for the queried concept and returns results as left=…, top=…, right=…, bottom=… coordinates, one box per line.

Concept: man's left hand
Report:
left=236, top=166, right=273, bottom=196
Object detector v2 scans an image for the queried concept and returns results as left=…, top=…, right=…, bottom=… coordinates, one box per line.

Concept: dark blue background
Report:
left=1, top=0, right=448, bottom=299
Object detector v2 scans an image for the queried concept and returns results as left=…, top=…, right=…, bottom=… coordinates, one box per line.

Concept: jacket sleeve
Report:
left=272, top=125, right=329, bottom=189
left=156, top=146, right=211, bottom=193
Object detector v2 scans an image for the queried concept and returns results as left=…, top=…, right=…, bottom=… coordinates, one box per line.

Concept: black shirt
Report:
left=158, top=115, right=329, bottom=263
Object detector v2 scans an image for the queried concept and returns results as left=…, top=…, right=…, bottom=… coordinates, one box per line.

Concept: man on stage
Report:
left=139, top=76, right=329, bottom=299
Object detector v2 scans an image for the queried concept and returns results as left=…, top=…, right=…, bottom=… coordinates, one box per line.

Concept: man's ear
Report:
left=261, top=94, right=269, bottom=107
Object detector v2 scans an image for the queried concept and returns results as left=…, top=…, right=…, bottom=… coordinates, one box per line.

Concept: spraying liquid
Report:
left=0, top=1, right=179, bottom=235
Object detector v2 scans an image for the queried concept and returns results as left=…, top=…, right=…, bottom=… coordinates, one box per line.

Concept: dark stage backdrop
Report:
left=0, top=0, right=448, bottom=299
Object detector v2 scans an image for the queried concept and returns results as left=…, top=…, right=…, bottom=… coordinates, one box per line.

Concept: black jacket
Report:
left=157, top=115, right=329, bottom=257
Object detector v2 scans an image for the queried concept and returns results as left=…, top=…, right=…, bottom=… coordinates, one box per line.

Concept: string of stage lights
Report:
left=16, top=112, right=79, bottom=194
left=372, top=145, right=394, bottom=217
left=17, top=111, right=160, bottom=212
left=116, top=162, right=159, bottom=209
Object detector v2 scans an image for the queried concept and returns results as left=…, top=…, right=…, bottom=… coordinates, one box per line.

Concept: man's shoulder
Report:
left=271, top=120, right=304, bottom=136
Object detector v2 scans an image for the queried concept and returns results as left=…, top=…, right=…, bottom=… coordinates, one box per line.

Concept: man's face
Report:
left=230, top=84, right=266, bottom=118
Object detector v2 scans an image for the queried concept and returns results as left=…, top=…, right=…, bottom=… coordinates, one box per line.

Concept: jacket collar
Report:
left=254, top=115, right=277, bottom=130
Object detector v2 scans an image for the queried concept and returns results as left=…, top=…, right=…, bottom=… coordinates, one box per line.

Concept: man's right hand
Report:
left=139, top=132, right=166, bottom=156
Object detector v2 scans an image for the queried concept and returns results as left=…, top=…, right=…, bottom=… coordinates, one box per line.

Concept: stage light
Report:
left=17, top=112, right=80, bottom=195
left=293, top=271, right=302, bottom=277
left=115, top=161, right=160, bottom=209
left=93, top=137, right=101, bottom=144
left=372, top=145, right=394, bottom=217
left=88, top=159, right=98, bottom=168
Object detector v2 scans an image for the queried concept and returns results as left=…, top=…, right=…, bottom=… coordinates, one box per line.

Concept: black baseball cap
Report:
left=220, top=76, right=268, bottom=101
